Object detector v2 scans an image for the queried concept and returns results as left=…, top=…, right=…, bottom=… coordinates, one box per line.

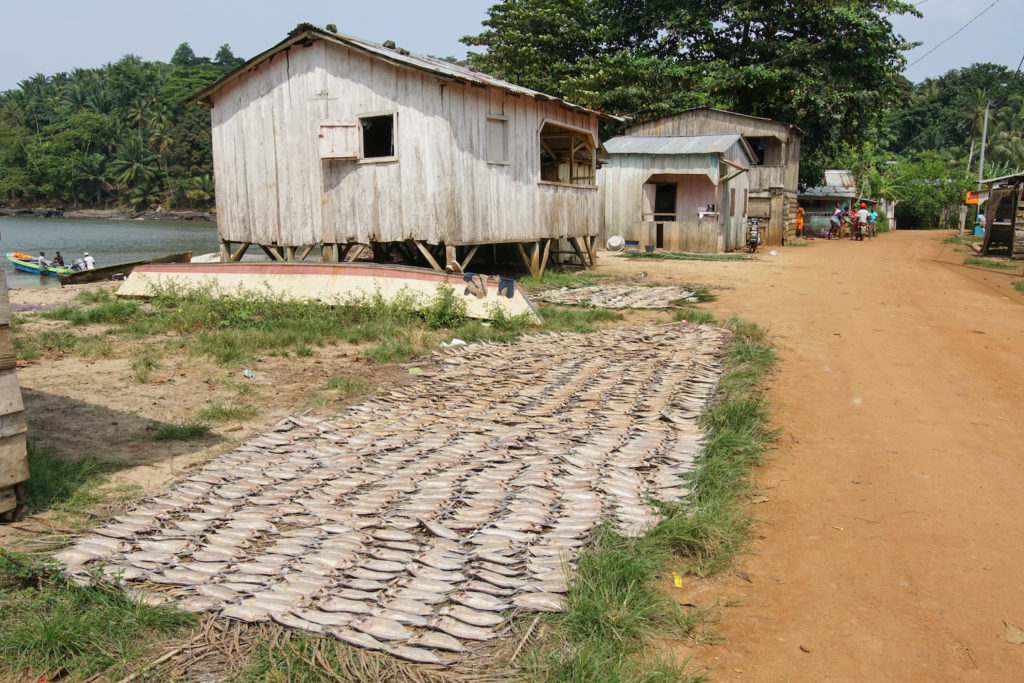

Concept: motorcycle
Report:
left=747, top=218, right=762, bottom=253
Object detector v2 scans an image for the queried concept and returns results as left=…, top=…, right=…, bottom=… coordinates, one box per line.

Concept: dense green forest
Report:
left=1, top=2, right=1022, bottom=228
left=0, top=43, right=243, bottom=210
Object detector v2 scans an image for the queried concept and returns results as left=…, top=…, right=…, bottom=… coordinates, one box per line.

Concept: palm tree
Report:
left=184, top=174, right=214, bottom=206
left=78, top=154, right=112, bottom=205
left=963, top=89, right=987, bottom=174
left=108, top=136, right=158, bottom=188
left=988, top=97, right=1024, bottom=172
left=124, top=180, right=162, bottom=209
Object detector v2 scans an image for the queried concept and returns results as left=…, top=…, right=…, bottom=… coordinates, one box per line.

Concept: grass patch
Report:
left=196, top=401, right=256, bottom=423
left=326, top=375, right=370, bottom=395
left=1013, top=281, right=1024, bottom=295
left=0, top=551, right=196, bottom=681
left=22, top=439, right=125, bottom=516
left=535, top=306, right=623, bottom=333
left=785, top=241, right=810, bottom=247
left=153, top=419, right=210, bottom=441
left=43, top=297, right=140, bottom=325
left=524, top=317, right=777, bottom=679
left=130, top=349, right=161, bottom=383
left=521, top=269, right=607, bottom=291
left=621, top=251, right=751, bottom=262
left=13, top=329, right=78, bottom=360
left=673, top=308, right=717, bottom=325
left=963, top=256, right=1019, bottom=271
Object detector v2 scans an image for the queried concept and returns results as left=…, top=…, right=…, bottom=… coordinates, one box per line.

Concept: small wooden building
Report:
left=980, top=173, right=1024, bottom=258
left=598, top=135, right=753, bottom=253
left=625, top=108, right=802, bottom=245
left=799, top=170, right=859, bottom=233
left=187, top=25, right=618, bottom=275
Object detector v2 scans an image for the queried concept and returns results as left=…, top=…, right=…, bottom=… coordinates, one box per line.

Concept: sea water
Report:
left=0, top=216, right=219, bottom=288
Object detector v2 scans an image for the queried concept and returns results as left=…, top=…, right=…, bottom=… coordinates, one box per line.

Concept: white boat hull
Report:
left=117, top=262, right=541, bottom=322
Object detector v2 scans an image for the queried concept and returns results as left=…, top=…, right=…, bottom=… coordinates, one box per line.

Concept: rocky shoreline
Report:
left=0, top=207, right=215, bottom=223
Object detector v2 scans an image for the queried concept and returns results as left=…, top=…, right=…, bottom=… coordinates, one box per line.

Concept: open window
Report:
left=539, top=122, right=595, bottom=186
left=487, top=116, right=509, bottom=164
left=744, top=136, right=783, bottom=165
left=318, top=113, right=396, bottom=161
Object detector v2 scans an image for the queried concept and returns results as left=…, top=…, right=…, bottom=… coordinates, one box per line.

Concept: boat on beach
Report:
left=117, top=261, right=541, bottom=322
left=56, top=251, right=193, bottom=285
left=6, top=252, right=72, bottom=277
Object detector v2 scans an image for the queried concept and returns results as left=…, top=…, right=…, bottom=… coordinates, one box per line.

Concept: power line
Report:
left=907, top=0, right=1002, bottom=68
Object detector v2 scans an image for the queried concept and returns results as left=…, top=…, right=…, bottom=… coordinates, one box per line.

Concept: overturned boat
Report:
left=116, top=261, right=541, bottom=322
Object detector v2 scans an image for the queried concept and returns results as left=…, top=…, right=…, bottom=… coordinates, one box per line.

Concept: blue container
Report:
left=974, top=226, right=985, bottom=236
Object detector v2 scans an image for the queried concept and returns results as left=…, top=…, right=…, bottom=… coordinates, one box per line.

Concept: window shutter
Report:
left=319, top=121, right=360, bottom=159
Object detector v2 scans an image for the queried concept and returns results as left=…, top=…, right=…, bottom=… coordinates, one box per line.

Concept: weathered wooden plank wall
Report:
left=0, top=273, right=28, bottom=518
left=210, top=40, right=601, bottom=249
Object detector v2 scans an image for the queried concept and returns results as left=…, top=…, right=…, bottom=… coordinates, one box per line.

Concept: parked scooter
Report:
left=747, top=218, right=762, bottom=253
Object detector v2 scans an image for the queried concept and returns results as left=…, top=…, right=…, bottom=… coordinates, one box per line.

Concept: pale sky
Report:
left=0, top=0, right=1020, bottom=93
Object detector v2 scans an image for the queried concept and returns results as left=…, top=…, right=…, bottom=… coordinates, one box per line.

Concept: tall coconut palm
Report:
left=963, top=89, right=987, bottom=174
left=108, top=136, right=158, bottom=188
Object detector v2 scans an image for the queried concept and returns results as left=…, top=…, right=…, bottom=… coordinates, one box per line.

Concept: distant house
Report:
left=799, top=170, right=859, bottom=232
left=598, top=134, right=753, bottom=253
left=186, top=25, right=618, bottom=276
left=624, top=108, right=802, bottom=245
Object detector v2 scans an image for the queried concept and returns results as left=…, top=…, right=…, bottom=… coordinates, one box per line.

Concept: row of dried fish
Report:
left=533, top=284, right=699, bottom=309
left=57, top=323, right=729, bottom=664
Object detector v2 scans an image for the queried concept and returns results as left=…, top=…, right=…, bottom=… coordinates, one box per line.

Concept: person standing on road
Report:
left=829, top=204, right=843, bottom=239
left=857, top=203, right=870, bottom=240
left=868, top=209, right=878, bottom=239
left=795, top=206, right=805, bottom=238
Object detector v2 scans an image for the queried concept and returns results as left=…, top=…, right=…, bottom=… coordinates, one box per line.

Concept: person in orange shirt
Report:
left=795, top=206, right=805, bottom=238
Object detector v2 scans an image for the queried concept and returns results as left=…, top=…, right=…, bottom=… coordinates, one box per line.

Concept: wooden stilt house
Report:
left=186, top=24, right=619, bottom=276
left=624, top=108, right=802, bottom=245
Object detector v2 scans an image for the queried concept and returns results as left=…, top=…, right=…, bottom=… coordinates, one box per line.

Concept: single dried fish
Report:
left=407, top=630, right=467, bottom=653
left=350, top=616, right=411, bottom=641
left=428, top=615, right=496, bottom=641
left=438, top=604, right=507, bottom=627
left=450, top=591, right=509, bottom=612
left=318, top=597, right=374, bottom=615
left=384, top=644, right=446, bottom=665
left=328, top=628, right=385, bottom=651
left=513, top=592, right=566, bottom=612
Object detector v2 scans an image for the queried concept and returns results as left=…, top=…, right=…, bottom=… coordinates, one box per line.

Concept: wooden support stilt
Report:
left=538, top=239, right=552, bottom=276
left=230, top=242, right=250, bottom=262
left=515, top=242, right=530, bottom=275
left=460, top=245, right=480, bottom=271
left=445, top=245, right=458, bottom=270
left=345, top=244, right=366, bottom=262
left=285, top=246, right=296, bottom=262
left=297, top=244, right=315, bottom=262
left=585, top=235, right=598, bottom=267
left=259, top=244, right=284, bottom=261
left=414, top=241, right=443, bottom=271
left=219, top=240, right=231, bottom=263
left=530, top=241, right=541, bottom=277
left=568, top=237, right=587, bottom=268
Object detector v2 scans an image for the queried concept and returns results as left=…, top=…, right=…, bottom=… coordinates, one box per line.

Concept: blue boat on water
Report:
left=6, top=252, right=73, bottom=277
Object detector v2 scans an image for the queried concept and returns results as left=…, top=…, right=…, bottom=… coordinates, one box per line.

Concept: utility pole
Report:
left=977, top=100, right=991, bottom=191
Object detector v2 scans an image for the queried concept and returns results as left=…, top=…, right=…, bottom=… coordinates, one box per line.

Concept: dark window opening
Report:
left=744, top=136, right=783, bottom=165
left=361, top=115, right=394, bottom=158
left=654, top=183, right=676, bottom=221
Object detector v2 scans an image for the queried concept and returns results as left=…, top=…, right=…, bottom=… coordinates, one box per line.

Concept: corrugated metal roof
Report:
left=800, top=169, right=858, bottom=197
left=187, top=25, right=621, bottom=121
left=604, top=134, right=747, bottom=156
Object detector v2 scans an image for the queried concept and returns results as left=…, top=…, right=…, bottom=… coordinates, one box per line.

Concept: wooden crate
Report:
left=0, top=272, right=27, bottom=521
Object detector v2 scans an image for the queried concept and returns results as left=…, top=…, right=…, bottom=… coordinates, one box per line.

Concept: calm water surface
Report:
left=0, top=216, right=219, bottom=288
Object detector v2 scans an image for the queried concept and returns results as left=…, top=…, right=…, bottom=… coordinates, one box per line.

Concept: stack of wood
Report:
left=0, top=273, right=28, bottom=522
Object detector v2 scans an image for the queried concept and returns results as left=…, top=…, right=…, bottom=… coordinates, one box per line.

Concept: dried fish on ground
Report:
left=57, top=322, right=728, bottom=664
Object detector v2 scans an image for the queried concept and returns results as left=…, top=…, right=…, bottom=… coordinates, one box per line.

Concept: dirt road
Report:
left=604, top=232, right=1024, bottom=680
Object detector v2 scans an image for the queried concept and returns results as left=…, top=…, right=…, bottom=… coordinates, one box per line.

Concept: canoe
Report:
left=6, top=252, right=72, bottom=277
left=57, top=251, right=193, bottom=285
left=117, top=261, right=541, bottom=322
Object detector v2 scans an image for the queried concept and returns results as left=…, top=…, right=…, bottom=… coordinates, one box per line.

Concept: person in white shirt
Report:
left=83, top=252, right=95, bottom=269
left=856, top=202, right=870, bottom=227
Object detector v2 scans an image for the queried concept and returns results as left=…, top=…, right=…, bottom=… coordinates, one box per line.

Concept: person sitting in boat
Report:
left=52, top=251, right=65, bottom=267
left=71, top=257, right=87, bottom=272
left=83, top=252, right=95, bottom=269
left=38, top=251, right=49, bottom=270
